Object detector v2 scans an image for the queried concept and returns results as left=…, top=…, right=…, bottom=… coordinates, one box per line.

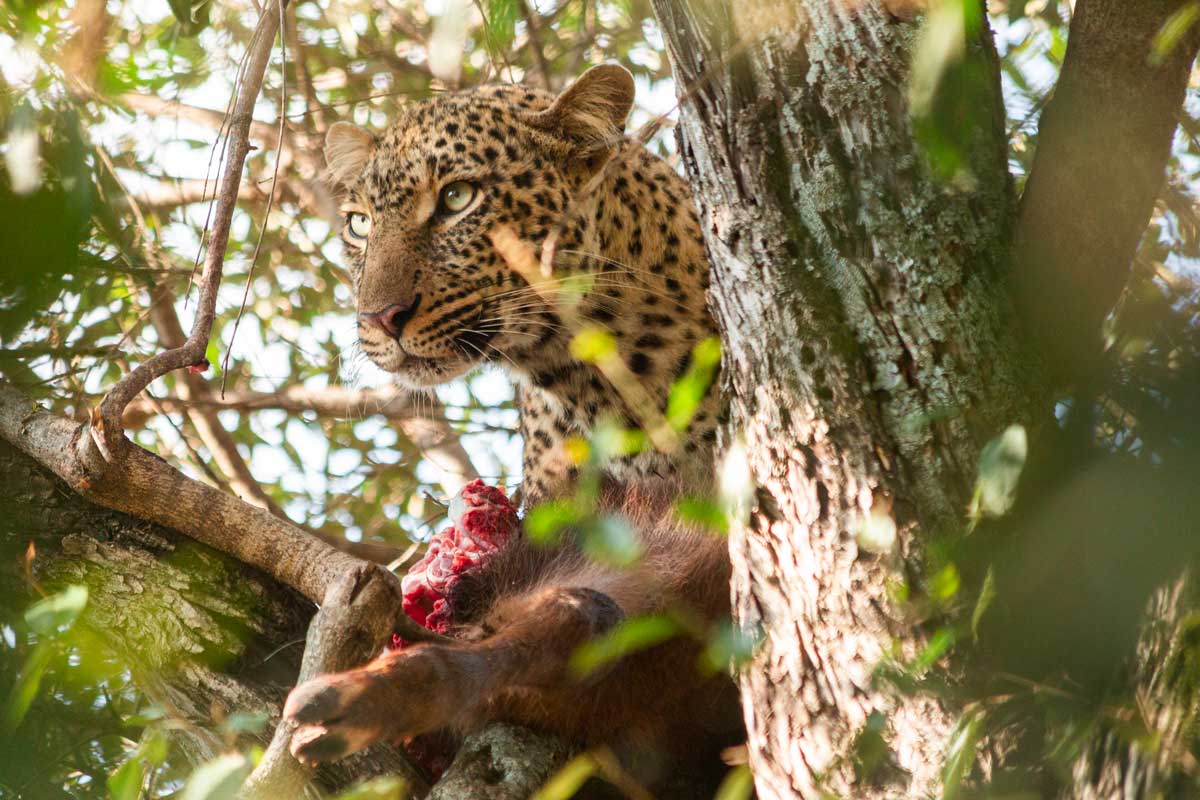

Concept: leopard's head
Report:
left=324, top=64, right=635, bottom=388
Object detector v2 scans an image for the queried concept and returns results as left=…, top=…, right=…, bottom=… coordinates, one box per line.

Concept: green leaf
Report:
left=673, top=495, right=728, bottom=534
left=205, top=338, right=221, bottom=377
left=122, top=706, right=167, bottom=728
left=107, top=755, right=146, bottom=800
left=330, top=776, right=409, bottom=800
left=569, top=615, right=680, bottom=677
left=701, top=622, right=761, bottom=674
left=851, top=711, right=891, bottom=784
left=911, top=627, right=956, bottom=675
left=941, top=708, right=985, bottom=800
left=525, top=499, right=585, bottom=544
left=589, top=419, right=647, bottom=462
left=531, top=752, right=599, bottom=800
left=1, top=641, right=53, bottom=736
left=580, top=516, right=642, bottom=566
left=929, top=563, right=960, bottom=603
left=713, top=764, right=754, bottom=800
left=24, top=584, right=89, bottom=635
left=857, top=503, right=897, bottom=555
left=970, top=566, right=996, bottom=640
left=569, top=327, right=617, bottom=362
left=483, top=0, right=522, bottom=53
left=969, top=425, right=1028, bottom=521
left=218, top=710, right=268, bottom=736
left=718, top=437, right=754, bottom=518
left=141, top=731, right=171, bottom=766
left=665, top=336, right=721, bottom=431
left=908, top=0, right=991, bottom=184
left=166, top=0, right=194, bottom=26
left=908, top=0, right=982, bottom=116
left=181, top=753, right=253, bottom=800
left=166, top=0, right=209, bottom=36
left=1151, top=2, right=1200, bottom=66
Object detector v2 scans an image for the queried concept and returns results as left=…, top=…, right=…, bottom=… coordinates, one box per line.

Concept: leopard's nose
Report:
left=360, top=295, right=420, bottom=339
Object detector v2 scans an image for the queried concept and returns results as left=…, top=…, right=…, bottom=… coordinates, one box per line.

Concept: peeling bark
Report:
left=651, top=0, right=1033, bottom=795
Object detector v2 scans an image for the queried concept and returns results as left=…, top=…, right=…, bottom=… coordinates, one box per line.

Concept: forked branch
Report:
left=88, top=0, right=286, bottom=465
left=0, top=2, right=439, bottom=793
left=1012, top=0, right=1200, bottom=384
left=0, top=379, right=436, bottom=792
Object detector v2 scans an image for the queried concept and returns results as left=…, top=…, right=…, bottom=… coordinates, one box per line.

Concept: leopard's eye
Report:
left=346, top=212, right=372, bottom=240
left=438, top=181, right=476, bottom=215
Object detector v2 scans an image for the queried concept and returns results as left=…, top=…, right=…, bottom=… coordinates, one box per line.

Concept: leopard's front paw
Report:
left=284, top=672, right=387, bottom=764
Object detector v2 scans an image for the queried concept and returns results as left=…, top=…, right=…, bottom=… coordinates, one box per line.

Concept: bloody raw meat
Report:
left=386, top=480, right=519, bottom=777
left=392, top=479, right=519, bottom=647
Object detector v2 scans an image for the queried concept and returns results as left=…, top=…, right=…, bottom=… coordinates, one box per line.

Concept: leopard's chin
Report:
left=390, top=352, right=477, bottom=389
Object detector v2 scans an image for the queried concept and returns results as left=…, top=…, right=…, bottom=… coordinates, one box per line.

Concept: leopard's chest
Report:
left=515, top=371, right=720, bottom=499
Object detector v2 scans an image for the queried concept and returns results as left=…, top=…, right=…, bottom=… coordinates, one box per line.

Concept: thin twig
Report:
left=90, top=2, right=286, bottom=466
left=189, top=23, right=258, bottom=302
left=221, top=0, right=289, bottom=392
left=519, top=0, right=554, bottom=88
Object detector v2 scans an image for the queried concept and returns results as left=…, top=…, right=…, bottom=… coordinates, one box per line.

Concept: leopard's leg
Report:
left=283, top=585, right=623, bottom=763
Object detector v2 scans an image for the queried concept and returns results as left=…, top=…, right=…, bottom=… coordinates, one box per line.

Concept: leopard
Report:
left=323, top=63, right=722, bottom=502
left=284, top=65, right=741, bottom=793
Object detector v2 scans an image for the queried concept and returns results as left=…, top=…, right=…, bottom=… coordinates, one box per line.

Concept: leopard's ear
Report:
left=526, top=64, right=635, bottom=155
left=324, top=122, right=375, bottom=188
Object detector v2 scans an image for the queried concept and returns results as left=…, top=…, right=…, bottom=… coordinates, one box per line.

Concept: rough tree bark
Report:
left=6, top=0, right=1199, bottom=796
left=650, top=0, right=1200, bottom=797
left=0, top=434, right=568, bottom=798
left=652, top=0, right=1029, bottom=793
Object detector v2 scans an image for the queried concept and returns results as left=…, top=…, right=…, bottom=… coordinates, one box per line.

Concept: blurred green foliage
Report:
left=1, top=0, right=1199, bottom=798
left=0, top=584, right=172, bottom=798
left=329, top=775, right=409, bottom=800
left=0, top=0, right=678, bottom=795
left=2, top=586, right=89, bottom=736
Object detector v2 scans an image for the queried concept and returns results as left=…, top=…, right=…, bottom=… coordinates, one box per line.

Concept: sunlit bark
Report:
left=651, top=0, right=1031, bottom=795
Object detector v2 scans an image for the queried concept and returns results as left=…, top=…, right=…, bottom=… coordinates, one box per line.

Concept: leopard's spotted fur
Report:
left=326, top=65, right=722, bottom=500
left=288, top=68, right=742, bottom=791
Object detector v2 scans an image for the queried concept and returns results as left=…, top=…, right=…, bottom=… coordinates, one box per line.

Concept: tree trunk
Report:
left=650, top=0, right=1033, bottom=796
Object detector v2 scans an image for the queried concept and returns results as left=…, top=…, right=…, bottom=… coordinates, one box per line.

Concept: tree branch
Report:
left=428, top=724, right=570, bottom=799
left=518, top=0, right=554, bottom=89
left=2, top=2, right=472, bottom=794
left=1011, top=0, right=1200, bottom=384
left=244, top=565, right=432, bottom=798
left=118, top=92, right=299, bottom=149
left=120, top=384, right=415, bottom=425
left=58, top=0, right=110, bottom=89
left=0, top=379, right=443, bottom=794
left=127, top=175, right=300, bottom=212
left=118, top=381, right=480, bottom=496
left=0, top=434, right=422, bottom=798
left=145, top=284, right=287, bottom=516
left=284, top=8, right=329, bottom=134
left=89, top=1, right=285, bottom=462
left=140, top=288, right=408, bottom=565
